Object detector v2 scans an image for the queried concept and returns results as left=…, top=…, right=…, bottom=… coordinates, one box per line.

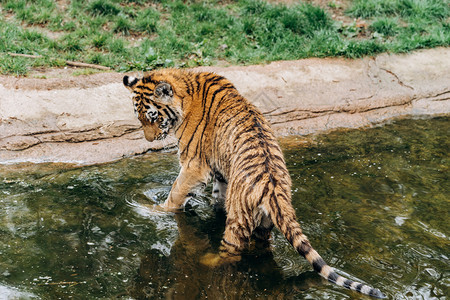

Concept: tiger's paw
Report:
left=199, top=253, right=241, bottom=267
left=200, top=253, right=222, bottom=267
left=141, top=204, right=180, bottom=215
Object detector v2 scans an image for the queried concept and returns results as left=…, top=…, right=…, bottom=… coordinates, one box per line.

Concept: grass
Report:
left=0, top=0, right=448, bottom=76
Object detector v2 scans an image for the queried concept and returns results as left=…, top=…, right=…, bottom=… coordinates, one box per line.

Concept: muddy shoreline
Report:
left=1, top=48, right=449, bottom=165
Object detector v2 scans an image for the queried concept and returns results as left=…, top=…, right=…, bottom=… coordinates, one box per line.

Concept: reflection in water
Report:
left=127, top=210, right=322, bottom=300
left=0, top=117, right=448, bottom=299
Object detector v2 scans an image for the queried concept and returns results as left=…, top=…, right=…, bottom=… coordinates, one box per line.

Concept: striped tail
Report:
left=269, top=204, right=386, bottom=298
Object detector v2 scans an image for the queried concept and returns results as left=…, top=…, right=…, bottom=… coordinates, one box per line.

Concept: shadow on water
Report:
left=0, top=117, right=448, bottom=299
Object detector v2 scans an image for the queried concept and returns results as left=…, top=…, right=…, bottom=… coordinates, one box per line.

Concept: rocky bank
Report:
left=0, top=48, right=449, bottom=165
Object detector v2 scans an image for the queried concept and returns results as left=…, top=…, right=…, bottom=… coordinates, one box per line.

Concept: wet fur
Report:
left=123, top=69, right=386, bottom=298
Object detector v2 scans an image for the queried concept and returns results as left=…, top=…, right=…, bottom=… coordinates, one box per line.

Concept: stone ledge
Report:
left=0, top=48, right=448, bottom=165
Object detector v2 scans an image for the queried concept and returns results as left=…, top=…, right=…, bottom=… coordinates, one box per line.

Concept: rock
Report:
left=0, top=48, right=449, bottom=165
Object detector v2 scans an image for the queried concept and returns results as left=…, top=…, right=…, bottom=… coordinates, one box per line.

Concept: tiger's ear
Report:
left=123, top=75, right=139, bottom=91
left=154, top=82, right=173, bottom=103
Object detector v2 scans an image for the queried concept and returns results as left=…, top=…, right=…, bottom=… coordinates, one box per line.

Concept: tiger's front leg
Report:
left=162, top=164, right=210, bottom=211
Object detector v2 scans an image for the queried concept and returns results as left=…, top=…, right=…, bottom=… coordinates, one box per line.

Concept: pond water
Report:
left=0, top=117, right=448, bottom=299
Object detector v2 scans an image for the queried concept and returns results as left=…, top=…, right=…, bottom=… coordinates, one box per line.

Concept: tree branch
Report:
left=7, top=53, right=111, bottom=71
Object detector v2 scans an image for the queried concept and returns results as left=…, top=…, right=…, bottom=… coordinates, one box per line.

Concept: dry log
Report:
left=8, top=53, right=42, bottom=59
left=7, top=53, right=111, bottom=71
left=65, top=60, right=111, bottom=70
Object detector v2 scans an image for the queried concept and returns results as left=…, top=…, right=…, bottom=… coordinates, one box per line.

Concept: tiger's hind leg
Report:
left=252, top=223, right=273, bottom=250
left=250, top=212, right=274, bottom=255
left=200, top=215, right=252, bottom=267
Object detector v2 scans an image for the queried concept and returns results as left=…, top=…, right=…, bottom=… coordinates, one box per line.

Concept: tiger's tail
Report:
left=267, top=200, right=386, bottom=298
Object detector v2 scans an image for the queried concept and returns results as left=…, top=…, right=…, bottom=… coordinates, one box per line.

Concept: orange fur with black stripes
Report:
left=123, top=69, right=386, bottom=298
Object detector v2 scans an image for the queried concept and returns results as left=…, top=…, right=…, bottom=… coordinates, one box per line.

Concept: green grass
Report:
left=348, top=0, right=450, bottom=51
left=0, top=0, right=448, bottom=75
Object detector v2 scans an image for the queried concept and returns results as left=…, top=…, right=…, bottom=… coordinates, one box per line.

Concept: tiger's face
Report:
left=123, top=75, right=178, bottom=142
left=131, top=100, right=170, bottom=142
left=141, top=116, right=168, bottom=142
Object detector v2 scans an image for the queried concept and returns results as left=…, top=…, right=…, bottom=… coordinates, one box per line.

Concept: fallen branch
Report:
left=66, top=60, right=111, bottom=70
left=7, top=52, right=111, bottom=71
left=8, top=52, right=42, bottom=59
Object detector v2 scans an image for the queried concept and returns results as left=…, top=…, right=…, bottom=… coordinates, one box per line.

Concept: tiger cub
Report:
left=123, top=69, right=386, bottom=298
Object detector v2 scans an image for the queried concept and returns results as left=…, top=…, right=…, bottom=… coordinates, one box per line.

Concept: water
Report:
left=0, top=117, right=448, bottom=299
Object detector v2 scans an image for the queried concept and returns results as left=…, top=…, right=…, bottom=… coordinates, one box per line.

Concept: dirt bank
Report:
left=1, top=48, right=449, bottom=165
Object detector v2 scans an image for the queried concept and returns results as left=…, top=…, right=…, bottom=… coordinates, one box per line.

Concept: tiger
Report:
left=123, top=69, right=386, bottom=298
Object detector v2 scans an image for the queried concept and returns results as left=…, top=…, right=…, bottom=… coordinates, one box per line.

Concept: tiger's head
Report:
left=123, top=75, right=179, bottom=142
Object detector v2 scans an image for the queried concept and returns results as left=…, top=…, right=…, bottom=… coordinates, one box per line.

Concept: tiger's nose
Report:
left=143, top=126, right=157, bottom=142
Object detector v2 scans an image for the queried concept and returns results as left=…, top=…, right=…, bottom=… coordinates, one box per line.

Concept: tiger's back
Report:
left=123, top=69, right=386, bottom=298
